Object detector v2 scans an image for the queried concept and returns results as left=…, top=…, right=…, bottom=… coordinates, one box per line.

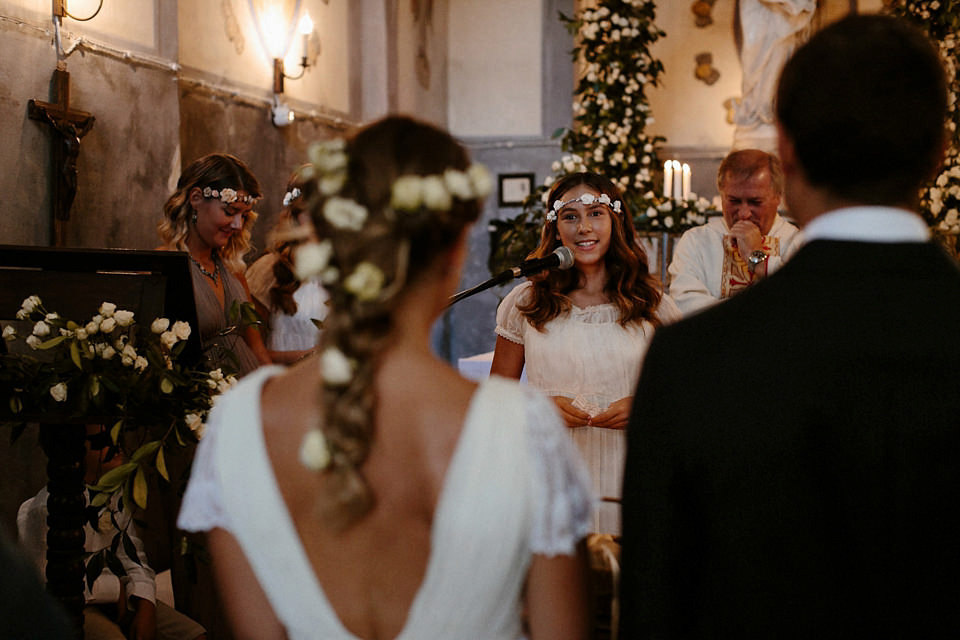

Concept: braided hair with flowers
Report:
left=290, top=116, right=492, bottom=529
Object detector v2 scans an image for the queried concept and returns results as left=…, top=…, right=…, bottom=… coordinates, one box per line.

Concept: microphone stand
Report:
left=447, top=266, right=523, bottom=307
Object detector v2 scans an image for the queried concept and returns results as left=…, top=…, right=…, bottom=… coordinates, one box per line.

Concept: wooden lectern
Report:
left=0, top=245, right=199, bottom=637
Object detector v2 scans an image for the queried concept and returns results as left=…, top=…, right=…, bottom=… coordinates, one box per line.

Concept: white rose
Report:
left=321, top=266, right=340, bottom=285
left=85, top=321, right=99, bottom=335
left=421, top=176, right=452, bottom=211
left=319, top=170, right=347, bottom=196
left=299, top=428, right=331, bottom=471
left=184, top=413, right=205, bottom=439
left=113, top=310, right=134, bottom=327
left=151, top=318, right=170, bottom=334
left=308, top=139, right=348, bottom=173
left=50, top=382, right=68, bottom=402
left=391, top=175, right=423, bottom=210
left=160, top=331, right=178, bottom=349
left=209, top=368, right=224, bottom=381
left=100, top=317, right=117, bottom=333
left=21, top=295, right=41, bottom=314
left=293, top=240, right=333, bottom=281
left=45, top=313, right=59, bottom=322
left=467, top=164, right=493, bottom=198
left=172, top=321, right=192, bottom=341
left=443, top=169, right=474, bottom=200
left=33, top=321, right=50, bottom=337
left=323, top=197, right=368, bottom=231
left=26, top=335, right=42, bottom=349
left=75, top=328, right=87, bottom=341
left=343, top=262, right=385, bottom=302
left=320, top=347, right=354, bottom=386
left=99, top=302, right=116, bottom=317
left=121, top=344, right=137, bottom=366
left=3, top=325, right=16, bottom=340
left=134, top=356, right=148, bottom=372
left=59, top=328, right=73, bottom=338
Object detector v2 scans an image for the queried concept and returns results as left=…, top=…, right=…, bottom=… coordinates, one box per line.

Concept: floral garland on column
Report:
left=885, top=0, right=960, bottom=234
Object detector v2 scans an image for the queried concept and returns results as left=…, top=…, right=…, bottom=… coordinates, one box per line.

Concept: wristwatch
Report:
left=747, top=249, right=768, bottom=272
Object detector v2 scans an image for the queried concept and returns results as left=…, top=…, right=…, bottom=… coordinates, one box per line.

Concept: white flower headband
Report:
left=546, top=192, right=622, bottom=222
left=202, top=186, right=257, bottom=205
left=282, top=187, right=301, bottom=207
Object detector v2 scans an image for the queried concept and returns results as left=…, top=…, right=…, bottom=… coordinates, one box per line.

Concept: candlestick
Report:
left=663, top=160, right=673, bottom=199
left=298, top=12, right=313, bottom=60
left=672, top=160, right=682, bottom=202
left=682, top=163, right=691, bottom=201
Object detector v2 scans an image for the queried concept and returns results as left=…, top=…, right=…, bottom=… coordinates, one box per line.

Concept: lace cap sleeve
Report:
left=177, top=396, right=234, bottom=534
left=523, top=387, right=594, bottom=556
left=495, top=282, right=533, bottom=345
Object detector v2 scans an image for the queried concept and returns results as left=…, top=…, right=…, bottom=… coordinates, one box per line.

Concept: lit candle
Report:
left=672, top=160, right=682, bottom=202
left=298, top=12, right=314, bottom=59
left=682, top=163, right=691, bottom=201
left=663, top=160, right=673, bottom=199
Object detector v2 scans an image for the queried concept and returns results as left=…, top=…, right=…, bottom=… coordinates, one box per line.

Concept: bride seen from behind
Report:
left=177, top=116, right=593, bottom=640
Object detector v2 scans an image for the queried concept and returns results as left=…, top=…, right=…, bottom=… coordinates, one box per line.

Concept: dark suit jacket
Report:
left=620, top=239, right=960, bottom=639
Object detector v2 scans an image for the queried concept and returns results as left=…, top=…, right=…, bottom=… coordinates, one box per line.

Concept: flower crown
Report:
left=202, top=186, right=257, bottom=205
left=282, top=187, right=302, bottom=207
left=546, top=192, right=622, bottom=222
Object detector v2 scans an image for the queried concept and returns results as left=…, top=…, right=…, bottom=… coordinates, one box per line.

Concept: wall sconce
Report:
left=273, top=12, right=314, bottom=95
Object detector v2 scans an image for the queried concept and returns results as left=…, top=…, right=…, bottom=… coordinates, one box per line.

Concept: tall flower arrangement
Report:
left=490, top=1, right=716, bottom=277
left=885, top=0, right=960, bottom=234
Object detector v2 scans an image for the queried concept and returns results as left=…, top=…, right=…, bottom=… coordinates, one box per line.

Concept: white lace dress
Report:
left=496, top=281, right=681, bottom=534
left=177, top=367, right=592, bottom=640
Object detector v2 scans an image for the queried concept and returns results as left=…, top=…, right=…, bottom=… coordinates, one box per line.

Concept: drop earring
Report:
left=191, top=209, right=198, bottom=224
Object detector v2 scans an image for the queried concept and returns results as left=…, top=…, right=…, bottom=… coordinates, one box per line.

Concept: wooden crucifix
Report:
left=29, top=66, right=96, bottom=247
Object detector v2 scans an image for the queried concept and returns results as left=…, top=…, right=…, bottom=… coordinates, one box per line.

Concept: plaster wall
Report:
left=177, top=0, right=351, bottom=116
left=395, top=0, right=448, bottom=125
left=447, top=0, right=544, bottom=137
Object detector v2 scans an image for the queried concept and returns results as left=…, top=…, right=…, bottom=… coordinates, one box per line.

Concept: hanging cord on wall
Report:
left=65, top=0, right=104, bottom=21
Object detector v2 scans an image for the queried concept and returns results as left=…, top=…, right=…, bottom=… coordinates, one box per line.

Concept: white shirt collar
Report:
left=800, top=206, right=930, bottom=244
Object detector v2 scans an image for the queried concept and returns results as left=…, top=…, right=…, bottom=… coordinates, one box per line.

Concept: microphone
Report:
left=448, top=246, right=575, bottom=306
left=511, top=246, right=575, bottom=278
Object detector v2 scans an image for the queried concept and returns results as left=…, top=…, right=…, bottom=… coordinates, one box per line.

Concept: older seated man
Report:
left=667, top=149, right=801, bottom=315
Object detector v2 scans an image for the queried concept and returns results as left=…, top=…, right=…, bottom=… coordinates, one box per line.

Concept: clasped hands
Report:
left=551, top=396, right=632, bottom=430
left=730, top=220, right=763, bottom=260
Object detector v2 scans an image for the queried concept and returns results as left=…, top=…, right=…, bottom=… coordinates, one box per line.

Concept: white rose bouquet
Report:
left=1, top=295, right=233, bottom=510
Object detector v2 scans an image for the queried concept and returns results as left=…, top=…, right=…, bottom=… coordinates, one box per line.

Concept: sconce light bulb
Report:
left=298, top=12, right=314, bottom=35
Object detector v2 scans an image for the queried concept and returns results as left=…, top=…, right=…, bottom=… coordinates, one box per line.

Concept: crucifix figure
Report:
left=29, top=66, right=95, bottom=246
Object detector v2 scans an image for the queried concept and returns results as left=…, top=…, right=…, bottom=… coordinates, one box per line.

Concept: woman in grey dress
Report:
left=156, top=153, right=272, bottom=639
left=158, top=153, right=271, bottom=377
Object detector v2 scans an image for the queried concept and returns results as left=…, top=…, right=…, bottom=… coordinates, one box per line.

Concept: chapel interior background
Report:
left=0, top=0, right=886, bottom=536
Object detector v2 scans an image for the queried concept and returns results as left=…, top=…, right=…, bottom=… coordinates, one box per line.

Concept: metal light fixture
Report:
left=273, top=12, right=314, bottom=95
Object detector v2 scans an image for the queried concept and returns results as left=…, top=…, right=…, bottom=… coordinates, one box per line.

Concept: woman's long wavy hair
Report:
left=158, top=153, right=262, bottom=273
left=519, top=172, right=662, bottom=330
left=306, top=116, right=482, bottom=529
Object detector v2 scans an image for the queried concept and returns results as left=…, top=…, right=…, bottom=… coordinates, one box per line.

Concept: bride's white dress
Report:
left=178, top=367, right=592, bottom=640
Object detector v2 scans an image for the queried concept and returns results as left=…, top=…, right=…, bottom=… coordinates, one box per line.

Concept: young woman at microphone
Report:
left=491, top=171, right=680, bottom=535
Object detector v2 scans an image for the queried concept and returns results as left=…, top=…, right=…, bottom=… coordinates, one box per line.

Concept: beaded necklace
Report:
left=189, top=253, right=220, bottom=284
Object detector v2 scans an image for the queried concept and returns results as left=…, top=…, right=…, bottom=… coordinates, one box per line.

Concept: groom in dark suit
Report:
left=619, top=14, right=960, bottom=639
